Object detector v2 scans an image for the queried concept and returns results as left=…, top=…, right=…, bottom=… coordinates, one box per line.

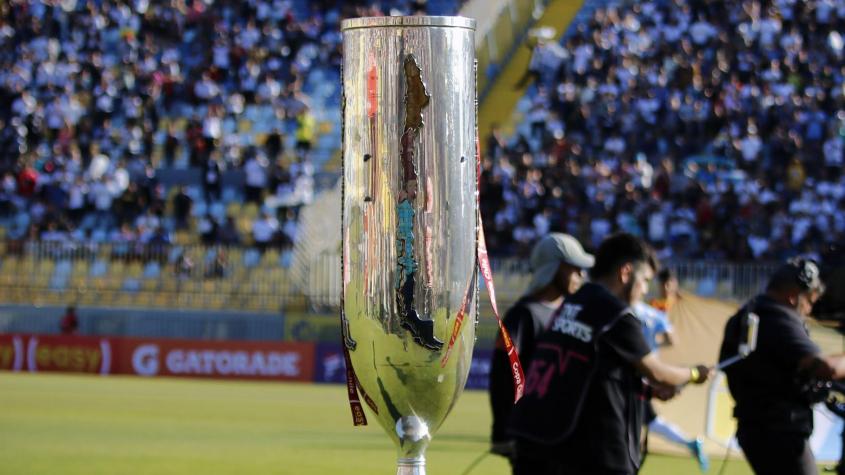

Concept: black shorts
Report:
left=737, top=427, right=816, bottom=475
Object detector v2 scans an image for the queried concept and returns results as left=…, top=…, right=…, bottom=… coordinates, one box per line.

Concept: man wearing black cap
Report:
left=488, top=233, right=594, bottom=462
left=720, top=258, right=845, bottom=475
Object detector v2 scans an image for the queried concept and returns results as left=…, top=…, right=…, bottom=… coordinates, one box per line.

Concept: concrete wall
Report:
left=0, top=305, right=284, bottom=341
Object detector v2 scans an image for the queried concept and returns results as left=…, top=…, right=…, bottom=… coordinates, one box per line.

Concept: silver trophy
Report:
left=341, top=16, right=478, bottom=475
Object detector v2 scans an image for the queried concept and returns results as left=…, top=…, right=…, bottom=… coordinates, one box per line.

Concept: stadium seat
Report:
left=114, top=293, right=133, bottom=307
left=1, top=256, right=21, bottom=274
left=243, top=249, right=261, bottom=268
left=72, top=260, right=90, bottom=277
left=127, top=263, right=144, bottom=278
left=151, top=292, right=168, bottom=308
left=142, top=279, right=159, bottom=292
left=90, top=260, right=108, bottom=278
left=134, top=291, right=156, bottom=307
left=110, top=260, right=126, bottom=276
left=261, top=250, right=280, bottom=267
left=143, top=262, right=162, bottom=279
left=122, top=278, right=141, bottom=292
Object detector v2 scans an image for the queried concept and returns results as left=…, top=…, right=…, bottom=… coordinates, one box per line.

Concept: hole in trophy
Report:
left=364, top=196, right=373, bottom=202
left=460, top=155, right=465, bottom=163
left=364, top=153, right=371, bottom=162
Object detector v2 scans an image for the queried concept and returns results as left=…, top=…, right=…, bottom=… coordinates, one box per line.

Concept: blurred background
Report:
left=1, top=0, right=844, bottom=335
left=1, top=0, right=845, bottom=472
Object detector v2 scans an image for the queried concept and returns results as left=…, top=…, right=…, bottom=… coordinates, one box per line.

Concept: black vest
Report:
left=721, top=296, right=819, bottom=435
left=509, top=283, right=632, bottom=445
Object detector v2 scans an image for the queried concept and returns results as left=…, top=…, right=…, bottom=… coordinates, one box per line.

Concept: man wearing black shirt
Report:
left=489, top=233, right=594, bottom=462
left=720, top=258, right=845, bottom=475
left=509, top=233, right=711, bottom=475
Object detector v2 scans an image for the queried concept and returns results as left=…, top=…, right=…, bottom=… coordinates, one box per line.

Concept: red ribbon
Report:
left=440, top=270, right=475, bottom=368
left=477, top=214, right=525, bottom=402
left=475, top=136, right=524, bottom=402
left=342, top=343, right=367, bottom=426
left=440, top=137, right=524, bottom=401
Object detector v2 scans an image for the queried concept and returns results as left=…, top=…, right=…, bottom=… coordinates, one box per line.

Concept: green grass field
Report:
left=0, top=372, right=758, bottom=474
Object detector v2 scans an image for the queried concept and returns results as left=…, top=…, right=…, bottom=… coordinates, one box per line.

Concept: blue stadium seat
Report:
left=90, top=260, right=109, bottom=278
left=143, top=262, right=162, bottom=279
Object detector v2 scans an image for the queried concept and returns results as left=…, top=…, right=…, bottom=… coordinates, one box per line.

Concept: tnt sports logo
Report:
left=131, top=344, right=302, bottom=378
left=551, top=304, right=593, bottom=343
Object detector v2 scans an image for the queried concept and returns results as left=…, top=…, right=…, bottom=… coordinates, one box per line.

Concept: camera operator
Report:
left=720, top=258, right=845, bottom=475
left=488, top=233, right=593, bottom=462
left=508, top=233, right=711, bottom=475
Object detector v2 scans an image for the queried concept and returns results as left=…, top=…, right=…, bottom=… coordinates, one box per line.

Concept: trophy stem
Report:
left=397, top=457, right=425, bottom=475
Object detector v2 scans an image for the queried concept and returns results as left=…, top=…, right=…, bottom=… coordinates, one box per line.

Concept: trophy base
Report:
left=396, top=457, right=425, bottom=475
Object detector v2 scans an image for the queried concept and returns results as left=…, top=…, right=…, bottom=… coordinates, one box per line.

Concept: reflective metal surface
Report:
left=341, top=16, right=477, bottom=474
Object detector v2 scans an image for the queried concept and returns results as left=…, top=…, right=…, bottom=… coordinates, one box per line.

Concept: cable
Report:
left=717, top=435, right=736, bottom=475
left=460, top=450, right=491, bottom=475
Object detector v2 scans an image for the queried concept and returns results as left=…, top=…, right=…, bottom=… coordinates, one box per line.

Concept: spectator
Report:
left=244, top=152, right=269, bottom=204
left=0, top=0, right=440, bottom=255
left=253, top=211, right=279, bottom=251
left=482, top=0, right=845, bottom=262
left=172, top=186, right=193, bottom=231
left=203, top=155, right=223, bottom=202
left=295, top=107, right=317, bottom=153
left=60, top=306, right=79, bottom=335
left=217, top=216, right=241, bottom=246
left=175, top=253, right=194, bottom=280
left=206, top=248, right=229, bottom=279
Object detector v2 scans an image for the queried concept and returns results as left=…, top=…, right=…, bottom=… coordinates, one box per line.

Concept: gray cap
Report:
left=524, top=233, right=594, bottom=296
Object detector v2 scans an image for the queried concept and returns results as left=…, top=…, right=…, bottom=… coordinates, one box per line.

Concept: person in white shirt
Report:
left=90, top=177, right=114, bottom=228
left=824, top=133, right=843, bottom=177
left=252, top=211, right=279, bottom=251
left=689, top=17, right=716, bottom=45
left=66, top=175, right=88, bottom=224
left=244, top=153, right=269, bottom=204
left=740, top=124, right=763, bottom=170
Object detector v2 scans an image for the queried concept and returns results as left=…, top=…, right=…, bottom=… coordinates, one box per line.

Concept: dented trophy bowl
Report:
left=341, top=16, right=478, bottom=475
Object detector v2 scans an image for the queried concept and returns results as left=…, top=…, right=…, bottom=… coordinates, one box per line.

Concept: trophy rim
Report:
left=341, top=15, right=476, bottom=31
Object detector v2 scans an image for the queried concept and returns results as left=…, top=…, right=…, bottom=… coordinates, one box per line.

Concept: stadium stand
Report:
left=0, top=1, right=472, bottom=311
left=484, top=0, right=845, bottom=263
left=1, top=0, right=841, bottom=313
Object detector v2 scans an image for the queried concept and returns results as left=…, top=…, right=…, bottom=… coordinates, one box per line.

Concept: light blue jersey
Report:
left=633, top=301, right=672, bottom=352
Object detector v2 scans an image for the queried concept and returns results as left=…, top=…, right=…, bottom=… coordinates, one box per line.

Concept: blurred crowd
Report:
left=6, top=0, right=841, bottom=264
left=481, top=0, right=845, bottom=262
left=0, top=0, right=430, bottom=250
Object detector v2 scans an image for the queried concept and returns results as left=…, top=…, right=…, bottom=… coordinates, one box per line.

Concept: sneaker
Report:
left=687, top=438, right=709, bottom=473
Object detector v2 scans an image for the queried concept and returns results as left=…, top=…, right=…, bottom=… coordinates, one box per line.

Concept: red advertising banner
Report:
left=0, top=334, right=315, bottom=382
left=112, top=338, right=315, bottom=382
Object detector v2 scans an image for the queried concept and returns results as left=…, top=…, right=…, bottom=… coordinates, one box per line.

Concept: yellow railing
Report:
left=0, top=240, right=776, bottom=312
left=0, top=241, right=304, bottom=313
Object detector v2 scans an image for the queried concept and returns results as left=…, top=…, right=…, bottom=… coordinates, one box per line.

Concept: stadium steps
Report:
left=477, top=0, right=584, bottom=143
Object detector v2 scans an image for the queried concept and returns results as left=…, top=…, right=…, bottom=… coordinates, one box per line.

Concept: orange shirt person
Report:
left=650, top=269, right=679, bottom=312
